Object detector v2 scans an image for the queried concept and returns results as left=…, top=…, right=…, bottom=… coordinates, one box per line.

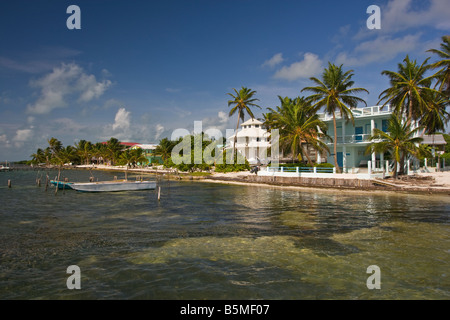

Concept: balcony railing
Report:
left=267, top=166, right=335, bottom=174
left=318, top=105, right=392, bottom=121
left=325, top=134, right=372, bottom=144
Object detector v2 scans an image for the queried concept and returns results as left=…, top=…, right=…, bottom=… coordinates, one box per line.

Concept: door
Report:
left=355, top=127, right=363, bottom=141
left=337, top=152, right=343, bottom=168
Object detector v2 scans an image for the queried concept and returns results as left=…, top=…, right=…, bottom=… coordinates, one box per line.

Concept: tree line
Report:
left=30, top=137, right=147, bottom=168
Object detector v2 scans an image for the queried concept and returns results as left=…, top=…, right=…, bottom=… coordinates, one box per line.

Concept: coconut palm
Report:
left=302, top=63, right=369, bottom=172
left=366, top=114, right=423, bottom=178
left=30, top=148, right=46, bottom=165
left=155, top=137, right=175, bottom=161
left=419, top=91, right=450, bottom=135
left=91, top=142, right=106, bottom=165
left=130, top=148, right=148, bottom=167
left=118, top=149, right=134, bottom=168
left=47, top=137, right=63, bottom=159
left=227, top=87, right=261, bottom=158
left=378, top=55, right=441, bottom=125
left=75, top=140, right=93, bottom=165
left=105, top=137, right=122, bottom=165
left=266, top=96, right=329, bottom=164
left=427, top=35, right=450, bottom=97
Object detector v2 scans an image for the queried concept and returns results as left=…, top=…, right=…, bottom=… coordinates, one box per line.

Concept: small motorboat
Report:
left=69, top=180, right=156, bottom=192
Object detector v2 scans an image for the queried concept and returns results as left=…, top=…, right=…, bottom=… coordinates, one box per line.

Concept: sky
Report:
left=0, top=0, right=449, bottom=161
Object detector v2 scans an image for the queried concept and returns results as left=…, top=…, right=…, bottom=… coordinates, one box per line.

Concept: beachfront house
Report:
left=227, top=118, right=271, bottom=165
left=318, top=105, right=394, bottom=173
left=131, top=144, right=163, bottom=165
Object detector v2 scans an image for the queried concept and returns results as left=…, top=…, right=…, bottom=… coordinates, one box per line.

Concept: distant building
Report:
left=420, top=134, right=447, bottom=156
left=131, top=144, right=163, bottom=165
left=227, top=118, right=271, bottom=165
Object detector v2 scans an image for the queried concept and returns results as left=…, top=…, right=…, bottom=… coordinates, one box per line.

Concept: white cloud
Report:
left=382, top=0, right=450, bottom=32
left=155, top=124, right=165, bottom=140
left=354, top=0, right=450, bottom=41
left=274, top=53, right=323, bottom=81
left=335, top=33, right=422, bottom=67
left=13, top=128, right=33, bottom=147
left=262, top=53, right=284, bottom=68
left=112, top=108, right=131, bottom=131
left=0, top=134, right=9, bottom=144
left=27, top=63, right=112, bottom=114
left=218, top=111, right=228, bottom=123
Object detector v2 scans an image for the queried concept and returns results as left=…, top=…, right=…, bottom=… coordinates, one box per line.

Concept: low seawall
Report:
left=207, top=174, right=376, bottom=189
left=204, top=174, right=450, bottom=194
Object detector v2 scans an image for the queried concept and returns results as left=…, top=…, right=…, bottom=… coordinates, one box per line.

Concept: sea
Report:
left=0, top=169, right=449, bottom=301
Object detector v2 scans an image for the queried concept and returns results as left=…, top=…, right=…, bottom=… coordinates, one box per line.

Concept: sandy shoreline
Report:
left=72, top=164, right=450, bottom=194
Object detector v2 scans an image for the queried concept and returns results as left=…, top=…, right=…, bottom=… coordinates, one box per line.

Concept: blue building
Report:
left=318, top=105, right=393, bottom=173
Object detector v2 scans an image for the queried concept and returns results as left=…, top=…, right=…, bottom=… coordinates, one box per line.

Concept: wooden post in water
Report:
left=157, top=186, right=161, bottom=201
left=8, top=180, right=11, bottom=188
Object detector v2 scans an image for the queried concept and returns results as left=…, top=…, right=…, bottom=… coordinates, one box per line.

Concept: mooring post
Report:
left=8, top=180, right=11, bottom=188
left=157, top=186, right=161, bottom=201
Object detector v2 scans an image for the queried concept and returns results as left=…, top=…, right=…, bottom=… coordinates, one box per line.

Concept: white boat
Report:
left=0, top=165, right=10, bottom=171
left=70, top=180, right=156, bottom=192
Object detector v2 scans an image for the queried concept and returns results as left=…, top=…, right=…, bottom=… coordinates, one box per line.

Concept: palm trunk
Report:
left=302, top=144, right=313, bottom=165
left=407, top=91, right=413, bottom=126
left=393, top=160, right=398, bottom=179
left=332, top=112, right=341, bottom=173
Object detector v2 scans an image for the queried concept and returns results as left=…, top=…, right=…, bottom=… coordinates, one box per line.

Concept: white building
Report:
left=318, top=105, right=394, bottom=172
left=227, top=118, right=271, bottom=165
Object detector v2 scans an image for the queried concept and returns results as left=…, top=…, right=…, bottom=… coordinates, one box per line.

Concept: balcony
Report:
left=318, top=105, right=392, bottom=121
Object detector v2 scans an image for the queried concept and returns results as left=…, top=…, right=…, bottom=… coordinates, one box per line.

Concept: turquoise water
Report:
left=0, top=169, right=449, bottom=299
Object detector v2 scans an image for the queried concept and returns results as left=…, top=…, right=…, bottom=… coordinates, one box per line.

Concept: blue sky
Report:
left=0, top=0, right=449, bottom=161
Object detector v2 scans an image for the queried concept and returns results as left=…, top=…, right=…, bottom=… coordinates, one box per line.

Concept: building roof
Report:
left=101, top=141, right=140, bottom=147
left=240, top=118, right=263, bottom=126
left=132, top=144, right=158, bottom=149
left=420, top=134, right=447, bottom=145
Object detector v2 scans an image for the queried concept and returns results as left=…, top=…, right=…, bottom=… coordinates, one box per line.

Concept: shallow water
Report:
left=0, top=169, right=448, bottom=299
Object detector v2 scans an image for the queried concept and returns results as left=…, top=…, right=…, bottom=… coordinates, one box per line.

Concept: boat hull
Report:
left=70, top=181, right=156, bottom=192
left=50, top=180, right=74, bottom=189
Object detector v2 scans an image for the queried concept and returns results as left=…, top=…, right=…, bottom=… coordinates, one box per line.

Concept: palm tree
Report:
left=227, top=87, right=261, bottom=158
left=75, top=140, right=93, bottom=165
left=302, top=63, right=369, bottom=172
left=47, top=137, right=63, bottom=160
left=91, top=142, right=106, bottom=165
left=378, top=55, right=441, bottom=125
left=366, top=114, right=423, bottom=178
left=30, top=148, right=46, bottom=165
left=266, top=96, right=329, bottom=165
left=105, top=137, right=122, bottom=165
left=419, top=91, right=450, bottom=135
left=155, top=137, right=175, bottom=162
left=130, top=148, right=148, bottom=167
left=118, top=149, right=134, bottom=168
left=427, top=35, right=450, bottom=97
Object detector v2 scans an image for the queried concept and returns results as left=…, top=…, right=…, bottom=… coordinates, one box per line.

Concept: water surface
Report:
left=0, top=169, right=448, bottom=299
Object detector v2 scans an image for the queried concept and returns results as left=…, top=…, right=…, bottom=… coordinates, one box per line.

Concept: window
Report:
left=382, top=119, right=388, bottom=132
left=256, top=137, right=260, bottom=142
left=255, top=124, right=259, bottom=128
